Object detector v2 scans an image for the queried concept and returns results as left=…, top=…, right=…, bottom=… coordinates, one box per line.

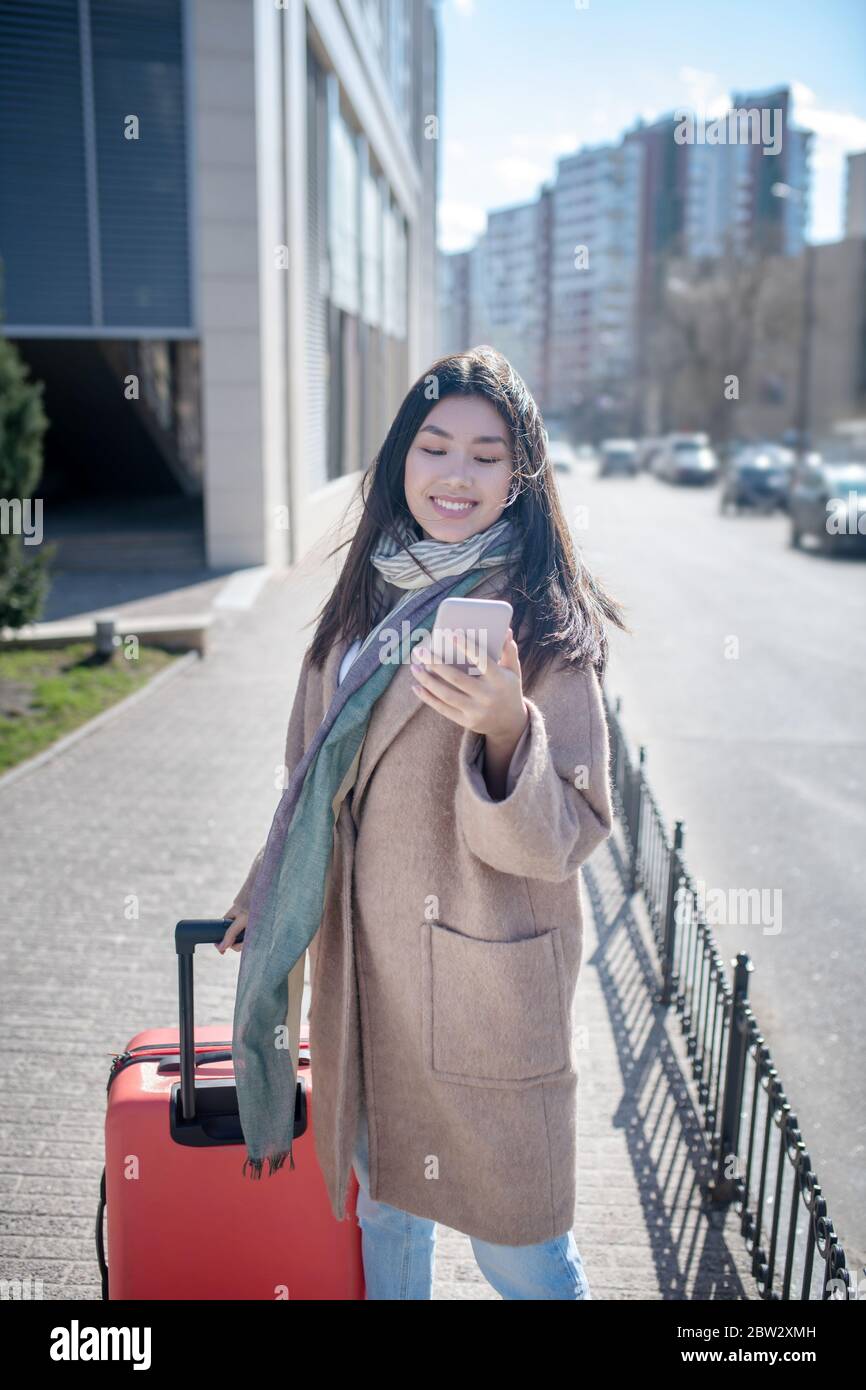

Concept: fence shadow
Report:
left=593, top=690, right=853, bottom=1302
left=582, top=826, right=752, bottom=1298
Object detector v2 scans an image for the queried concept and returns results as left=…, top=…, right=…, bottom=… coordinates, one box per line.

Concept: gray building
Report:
left=437, top=246, right=470, bottom=357
left=0, top=0, right=440, bottom=570
left=675, top=88, right=811, bottom=260
left=546, top=140, right=644, bottom=429
left=845, top=151, right=866, bottom=239
left=460, top=197, right=548, bottom=400
left=799, top=236, right=866, bottom=442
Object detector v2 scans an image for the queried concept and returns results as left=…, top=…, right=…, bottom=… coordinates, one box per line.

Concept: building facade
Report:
left=0, top=0, right=440, bottom=569
left=845, top=151, right=866, bottom=239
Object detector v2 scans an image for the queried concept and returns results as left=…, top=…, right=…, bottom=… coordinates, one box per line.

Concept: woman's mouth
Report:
left=429, top=495, right=479, bottom=517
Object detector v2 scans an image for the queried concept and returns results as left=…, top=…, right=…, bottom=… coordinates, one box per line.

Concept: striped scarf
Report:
left=232, top=511, right=522, bottom=1179
left=358, top=511, right=519, bottom=661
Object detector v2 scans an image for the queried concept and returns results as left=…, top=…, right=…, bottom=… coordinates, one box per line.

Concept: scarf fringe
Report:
left=241, top=1145, right=296, bottom=1180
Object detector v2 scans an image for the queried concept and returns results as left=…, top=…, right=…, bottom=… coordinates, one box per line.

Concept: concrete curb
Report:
left=0, top=648, right=200, bottom=792
left=0, top=613, right=213, bottom=654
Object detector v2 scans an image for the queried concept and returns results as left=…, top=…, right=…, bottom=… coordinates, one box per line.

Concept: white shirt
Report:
left=338, top=637, right=363, bottom=686
left=336, top=633, right=531, bottom=798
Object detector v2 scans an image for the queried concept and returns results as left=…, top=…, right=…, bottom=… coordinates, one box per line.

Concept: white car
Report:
left=652, top=433, right=718, bottom=485
left=547, top=439, right=578, bottom=474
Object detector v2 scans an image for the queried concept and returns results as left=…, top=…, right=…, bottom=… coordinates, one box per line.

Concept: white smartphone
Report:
left=429, top=597, right=513, bottom=676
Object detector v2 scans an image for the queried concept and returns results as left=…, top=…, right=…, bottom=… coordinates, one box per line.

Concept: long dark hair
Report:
left=306, top=345, right=629, bottom=692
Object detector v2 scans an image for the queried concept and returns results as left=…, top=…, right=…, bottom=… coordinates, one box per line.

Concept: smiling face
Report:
left=403, top=395, right=514, bottom=542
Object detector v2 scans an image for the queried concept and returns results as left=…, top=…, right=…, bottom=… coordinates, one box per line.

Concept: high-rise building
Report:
left=676, top=88, right=811, bottom=259
left=463, top=198, right=549, bottom=399
left=545, top=139, right=644, bottom=427
left=437, top=249, right=471, bottom=357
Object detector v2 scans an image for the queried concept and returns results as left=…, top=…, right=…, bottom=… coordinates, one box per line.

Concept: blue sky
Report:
left=438, top=0, right=866, bottom=249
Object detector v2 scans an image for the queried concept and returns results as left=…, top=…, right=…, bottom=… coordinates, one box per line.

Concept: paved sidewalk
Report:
left=0, top=558, right=755, bottom=1300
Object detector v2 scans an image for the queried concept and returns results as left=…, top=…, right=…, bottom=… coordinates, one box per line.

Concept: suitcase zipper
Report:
left=105, top=1041, right=310, bottom=1091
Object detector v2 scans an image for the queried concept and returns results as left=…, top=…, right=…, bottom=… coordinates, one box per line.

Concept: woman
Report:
left=219, top=345, right=628, bottom=1300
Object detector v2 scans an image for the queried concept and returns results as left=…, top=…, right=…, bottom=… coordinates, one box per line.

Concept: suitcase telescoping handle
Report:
left=174, top=919, right=245, bottom=1123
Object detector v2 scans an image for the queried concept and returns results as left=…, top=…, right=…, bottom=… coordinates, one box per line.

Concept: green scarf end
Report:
left=241, top=1146, right=296, bottom=1180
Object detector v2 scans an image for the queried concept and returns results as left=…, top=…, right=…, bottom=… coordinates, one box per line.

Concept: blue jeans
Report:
left=350, top=1091, right=592, bottom=1300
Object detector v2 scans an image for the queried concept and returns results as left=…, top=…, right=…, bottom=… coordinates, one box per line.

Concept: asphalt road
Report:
left=559, top=460, right=866, bottom=1277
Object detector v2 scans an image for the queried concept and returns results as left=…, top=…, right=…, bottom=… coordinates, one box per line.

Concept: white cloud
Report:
left=438, top=199, right=487, bottom=253
left=552, top=131, right=581, bottom=154
left=794, top=98, right=866, bottom=150
left=490, top=155, right=549, bottom=196
left=789, top=79, right=816, bottom=107
left=451, top=0, right=475, bottom=15
left=677, top=65, right=729, bottom=119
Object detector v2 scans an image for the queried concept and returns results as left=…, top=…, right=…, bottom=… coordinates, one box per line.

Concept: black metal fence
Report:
left=604, top=689, right=855, bottom=1301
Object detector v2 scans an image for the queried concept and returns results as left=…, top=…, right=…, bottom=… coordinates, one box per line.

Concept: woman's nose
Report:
left=443, top=460, right=474, bottom=482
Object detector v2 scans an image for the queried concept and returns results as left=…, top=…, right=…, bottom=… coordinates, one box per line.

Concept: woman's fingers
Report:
left=497, top=627, right=521, bottom=673
left=217, top=911, right=248, bottom=953
left=411, top=631, right=481, bottom=689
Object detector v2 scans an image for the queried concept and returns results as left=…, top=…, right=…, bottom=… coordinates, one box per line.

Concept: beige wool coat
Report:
left=228, top=570, right=614, bottom=1246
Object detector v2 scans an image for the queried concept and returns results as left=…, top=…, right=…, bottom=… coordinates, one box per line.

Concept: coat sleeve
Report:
left=226, top=647, right=311, bottom=915
left=455, top=658, right=613, bottom=882
left=467, top=714, right=531, bottom=798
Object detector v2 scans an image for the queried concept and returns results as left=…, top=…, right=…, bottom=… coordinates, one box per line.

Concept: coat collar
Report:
left=321, top=569, right=510, bottom=815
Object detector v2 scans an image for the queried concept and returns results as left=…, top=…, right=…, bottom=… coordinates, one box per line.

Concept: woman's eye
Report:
left=420, top=446, right=499, bottom=464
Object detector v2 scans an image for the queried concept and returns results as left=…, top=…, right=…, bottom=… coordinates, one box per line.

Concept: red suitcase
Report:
left=96, top=918, right=365, bottom=1300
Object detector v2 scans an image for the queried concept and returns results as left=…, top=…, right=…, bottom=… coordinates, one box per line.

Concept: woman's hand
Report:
left=217, top=909, right=248, bottom=954
left=409, top=626, right=529, bottom=752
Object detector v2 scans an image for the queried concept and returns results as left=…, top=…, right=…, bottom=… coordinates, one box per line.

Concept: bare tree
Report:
left=641, top=235, right=801, bottom=440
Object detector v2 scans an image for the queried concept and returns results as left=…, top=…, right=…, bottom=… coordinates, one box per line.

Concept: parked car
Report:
left=652, top=433, right=719, bottom=484
left=598, top=438, right=639, bottom=477
left=719, top=444, right=796, bottom=514
left=573, top=442, right=600, bottom=467
left=789, top=447, right=866, bottom=553
left=546, top=439, right=578, bottom=474
left=716, top=436, right=753, bottom=477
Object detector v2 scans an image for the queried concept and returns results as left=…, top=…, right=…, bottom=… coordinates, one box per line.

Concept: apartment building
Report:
left=545, top=139, right=644, bottom=429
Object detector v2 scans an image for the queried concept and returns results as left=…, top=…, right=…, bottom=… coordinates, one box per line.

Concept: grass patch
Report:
left=0, top=641, right=180, bottom=774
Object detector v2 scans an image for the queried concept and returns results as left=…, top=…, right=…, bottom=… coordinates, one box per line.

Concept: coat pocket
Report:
left=419, top=920, right=572, bottom=1089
